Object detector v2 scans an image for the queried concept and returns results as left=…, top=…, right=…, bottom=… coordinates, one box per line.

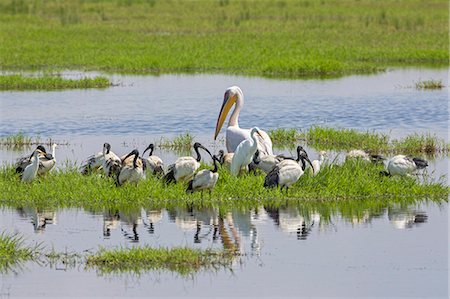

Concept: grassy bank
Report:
left=0, top=232, right=39, bottom=272
left=269, top=127, right=449, bottom=154
left=86, top=247, right=232, bottom=275
left=0, top=160, right=447, bottom=211
left=0, top=0, right=447, bottom=77
left=0, top=74, right=111, bottom=90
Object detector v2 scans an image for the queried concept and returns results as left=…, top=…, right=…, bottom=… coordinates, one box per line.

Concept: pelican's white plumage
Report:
left=214, top=86, right=273, bottom=156
left=21, top=151, right=40, bottom=183
left=383, top=155, right=428, bottom=176
left=312, top=151, right=327, bottom=176
left=142, top=143, right=164, bottom=176
left=186, top=155, right=220, bottom=193
left=117, top=149, right=145, bottom=185
left=230, top=127, right=261, bottom=176
left=163, top=142, right=212, bottom=184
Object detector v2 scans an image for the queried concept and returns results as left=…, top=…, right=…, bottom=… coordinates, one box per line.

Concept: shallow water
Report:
left=0, top=68, right=448, bottom=298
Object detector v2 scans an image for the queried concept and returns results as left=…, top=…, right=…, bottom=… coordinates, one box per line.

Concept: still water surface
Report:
left=0, top=68, right=448, bottom=298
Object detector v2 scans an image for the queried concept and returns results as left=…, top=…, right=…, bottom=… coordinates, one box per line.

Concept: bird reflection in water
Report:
left=143, top=209, right=162, bottom=234
left=265, top=205, right=317, bottom=241
left=17, top=207, right=57, bottom=233
left=388, top=206, right=428, bottom=229
left=119, top=209, right=142, bottom=242
left=103, top=209, right=120, bottom=238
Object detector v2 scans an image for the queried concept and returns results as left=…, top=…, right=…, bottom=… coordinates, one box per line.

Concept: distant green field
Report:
left=0, top=0, right=447, bottom=77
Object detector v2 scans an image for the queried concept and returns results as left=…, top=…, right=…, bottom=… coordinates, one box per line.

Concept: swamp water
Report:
left=0, top=68, right=448, bottom=298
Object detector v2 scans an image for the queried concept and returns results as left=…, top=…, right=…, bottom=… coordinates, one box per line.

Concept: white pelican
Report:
left=381, top=155, right=428, bottom=177
left=230, top=127, right=262, bottom=176
left=163, top=142, right=212, bottom=184
left=15, top=145, right=48, bottom=173
left=186, top=155, right=220, bottom=194
left=81, top=143, right=120, bottom=176
left=38, top=143, right=57, bottom=175
left=214, top=86, right=273, bottom=155
left=264, top=147, right=313, bottom=191
left=312, top=151, right=328, bottom=176
left=116, top=149, right=146, bottom=186
left=21, top=150, right=40, bottom=183
left=142, top=143, right=164, bottom=176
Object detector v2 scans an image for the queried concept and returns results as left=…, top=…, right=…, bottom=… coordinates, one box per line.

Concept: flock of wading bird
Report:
left=16, top=86, right=429, bottom=192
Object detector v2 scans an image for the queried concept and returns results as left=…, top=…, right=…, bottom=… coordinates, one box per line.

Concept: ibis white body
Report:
left=188, top=169, right=219, bottom=193
left=386, top=155, right=425, bottom=176
left=38, top=143, right=57, bottom=175
left=117, top=150, right=145, bottom=185
left=168, top=157, right=200, bottom=183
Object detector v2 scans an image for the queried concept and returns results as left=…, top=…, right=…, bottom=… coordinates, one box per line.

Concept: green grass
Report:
left=268, top=127, right=449, bottom=154
left=0, top=232, right=39, bottom=272
left=0, top=131, right=32, bottom=146
left=0, top=0, right=447, bottom=77
left=0, top=160, right=447, bottom=211
left=415, top=79, right=444, bottom=90
left=86, top=247, right=233, bottom=275
left=0, top=74, right=111, bottom=90
left=158, top=132, right=194, bottom=151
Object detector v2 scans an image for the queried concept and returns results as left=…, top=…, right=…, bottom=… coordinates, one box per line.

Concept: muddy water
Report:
left=0, top=68, right=448, bottom=298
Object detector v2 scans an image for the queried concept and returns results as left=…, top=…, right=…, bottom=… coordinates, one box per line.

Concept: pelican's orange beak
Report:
left=214, top=92, right=236, bottom=140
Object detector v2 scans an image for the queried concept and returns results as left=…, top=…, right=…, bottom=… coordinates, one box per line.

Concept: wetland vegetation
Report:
left=0, top=0, right=447, bottom=77
left=269, top=127, right=450, bottom=154
left=0, top=74, right=111, bottom=90
left=0, top=232, right=39, bottom=272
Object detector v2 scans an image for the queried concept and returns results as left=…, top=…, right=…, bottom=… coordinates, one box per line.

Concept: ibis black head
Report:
left=193, top=142, right=212, bottom=161
left=36, top=145, right=46, bottom=153
left=103, top=143, right=111, bottom=154
left=143, top=143, right=155, bottom=156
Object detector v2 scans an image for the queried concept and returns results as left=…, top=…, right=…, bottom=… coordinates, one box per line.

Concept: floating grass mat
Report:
left=0, top=74, right=111, bottom=90
left=415, top=79, right=444, bottom=90
left=86, top=247, right=233, bottom=275
left=158, top=132, right=194, bottom=151
left=0, top=0, right=447, bottom=77
left=0, top=161, right=447, bottom=211
left=269, top=127, right=449, bottom=154
left=0, top=132, right=68, bottom=148
left=0, top=232, right=39, bottom=273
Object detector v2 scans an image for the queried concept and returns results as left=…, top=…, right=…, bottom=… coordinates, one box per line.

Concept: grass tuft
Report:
left=86, top=246, right=233, bottom=275
left=0, top=232, right=39, bottom=272
left=415, top=79, right=444, bottom=90
left=158, top=133, right=194, bottom=151
left=0, top=74, right=111, bottom=91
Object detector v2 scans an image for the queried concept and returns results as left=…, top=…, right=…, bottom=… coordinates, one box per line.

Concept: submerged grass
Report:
left=86, top=247, right=233, bottom=275
left=0, top=74, right=111, bottom=90
left=0, top=160, right=447, bottom=211
left=0, top=0, right=447, bottom=77
left=415, top=79, right=444, bottom=90
left=0, top=131, right=32, bottom=147
left=269, top=127, right=449, bottom=154
left=0, top=232, right=39, bottom=272
left=158, top=133, right=194, bottom=151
